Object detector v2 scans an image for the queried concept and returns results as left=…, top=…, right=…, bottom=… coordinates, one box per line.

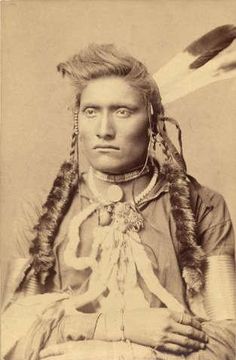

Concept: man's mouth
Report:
left=93, top=145, right=120, bottom=150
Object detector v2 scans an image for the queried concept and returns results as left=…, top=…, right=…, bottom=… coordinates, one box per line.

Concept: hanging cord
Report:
left=162, top=117, right=184, bottom=159
left=157, top=116, right=187, bottom=172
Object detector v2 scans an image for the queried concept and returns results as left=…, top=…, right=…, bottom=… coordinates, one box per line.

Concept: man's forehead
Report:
left=79, top=77, right=144, bottom=106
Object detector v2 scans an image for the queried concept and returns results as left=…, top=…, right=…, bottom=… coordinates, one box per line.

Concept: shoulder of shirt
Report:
left=187, top=175, right=227, bottom=210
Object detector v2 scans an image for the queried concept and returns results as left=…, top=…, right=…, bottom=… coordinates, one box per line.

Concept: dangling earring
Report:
left=151, top=115, right=187, bottom=172
left=149, top=122, right=172, bottom=170
left=147, top=102, right=169, bottom=166
left=74, top=110, right=79, bottom=135
left=69, top=110, right=79, bottom=161
left=158, top=116, right=187, bottom=171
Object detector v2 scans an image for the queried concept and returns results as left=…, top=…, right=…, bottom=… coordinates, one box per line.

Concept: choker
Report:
left=92, top=164, right=150, bottom=183
left=88, top=166, right=158, bottom=205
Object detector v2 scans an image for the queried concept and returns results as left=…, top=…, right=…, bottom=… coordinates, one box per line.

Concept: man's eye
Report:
left=116, top=108, right=132, bottom=118
left=84, top=108, right=97, bottom=117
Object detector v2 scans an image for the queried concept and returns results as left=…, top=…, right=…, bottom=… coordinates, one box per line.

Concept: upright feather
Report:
left=154, top=24, right=236, bottom=104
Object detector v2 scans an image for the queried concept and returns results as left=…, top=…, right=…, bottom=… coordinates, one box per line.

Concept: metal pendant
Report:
left=107, top=185, right=123, bottom=202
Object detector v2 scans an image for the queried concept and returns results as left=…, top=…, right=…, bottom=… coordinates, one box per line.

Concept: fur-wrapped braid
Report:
left=162, top=163, right=206, bottom=297
left=30, top=160, right=79, bottom=285
left=151, top=114, right=206, bottom=297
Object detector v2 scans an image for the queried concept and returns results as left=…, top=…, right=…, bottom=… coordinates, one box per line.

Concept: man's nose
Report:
left=96, top=111, right=115, bottom=139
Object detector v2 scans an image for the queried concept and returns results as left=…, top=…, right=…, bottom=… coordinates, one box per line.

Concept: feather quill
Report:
left=153, top=24, right=236, bottom=104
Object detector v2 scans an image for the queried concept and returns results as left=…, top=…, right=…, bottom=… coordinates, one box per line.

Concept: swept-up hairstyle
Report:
left=57, top=43, right=164, bottom=119
left=28, top=44, right=205, bottom=299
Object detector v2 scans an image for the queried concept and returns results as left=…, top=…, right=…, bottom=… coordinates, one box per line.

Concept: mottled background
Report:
left=1, top=1, right=236, bottom=274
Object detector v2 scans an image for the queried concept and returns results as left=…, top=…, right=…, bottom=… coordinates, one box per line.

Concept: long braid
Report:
left=151, top=114, right=206, bottom=297
left=28, top=111, right=80, bottom=287
left=69, top=111, right=79, bottom=161
left=163, top=164, right=206, bottom=297
left=30, top=160, right=79, bottom=286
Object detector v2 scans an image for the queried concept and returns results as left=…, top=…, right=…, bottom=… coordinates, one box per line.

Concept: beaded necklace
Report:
left=88, top=166, right=159, bottom=205
left=92, top=164, right=150, bottom=184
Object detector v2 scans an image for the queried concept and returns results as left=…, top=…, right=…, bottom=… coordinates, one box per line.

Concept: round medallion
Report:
left=107, top=185, right=123, bottom=202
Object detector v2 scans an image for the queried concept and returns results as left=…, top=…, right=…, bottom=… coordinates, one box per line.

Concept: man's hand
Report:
left=40, top=308, right=208, bottom=358
left=124, top=308, right=208, bottom=355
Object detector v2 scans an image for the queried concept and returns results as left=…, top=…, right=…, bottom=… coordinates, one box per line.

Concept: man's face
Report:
left=79, top=76, right=150, bottom=174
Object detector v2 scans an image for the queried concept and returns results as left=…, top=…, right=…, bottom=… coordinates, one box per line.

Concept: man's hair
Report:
left=57, top=43, right=164, bottom=120
left=28, top=44, right=205, bottom=295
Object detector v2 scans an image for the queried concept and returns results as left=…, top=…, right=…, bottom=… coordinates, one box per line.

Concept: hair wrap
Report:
left=29, top=160, right=78, bottom=285
left=162, top=163, right=206, bottom=296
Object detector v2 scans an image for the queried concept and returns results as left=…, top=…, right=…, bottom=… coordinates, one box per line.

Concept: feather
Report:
left=186, top=24, right=236, bottom=68
left=153, top=25, right=236, bottom=104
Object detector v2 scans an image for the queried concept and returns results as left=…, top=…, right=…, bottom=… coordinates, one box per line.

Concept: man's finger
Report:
left=156, top=343, right=193, bottom=355
left=168, top=333, right=206, bottom=350
left=174, top=323, right=208, bottom=343
left=172, top=312, right=202, bottom=330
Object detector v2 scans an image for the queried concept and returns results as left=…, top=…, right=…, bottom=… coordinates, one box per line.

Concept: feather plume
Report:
left=153, top=25, right=236, bottom=104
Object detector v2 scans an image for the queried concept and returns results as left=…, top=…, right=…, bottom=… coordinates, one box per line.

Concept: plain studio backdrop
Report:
left=1, top=1, right=236, bottom=280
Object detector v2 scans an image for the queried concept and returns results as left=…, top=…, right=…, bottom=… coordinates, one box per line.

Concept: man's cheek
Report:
left=80, top=136, right=93, bottom=148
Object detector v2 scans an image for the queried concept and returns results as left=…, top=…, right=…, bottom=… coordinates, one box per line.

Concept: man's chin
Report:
left=89, top=161, right=130, bottom=175
left=91, top=166, right=125, bottom=175
left=87, top=154, right=145, bottom=175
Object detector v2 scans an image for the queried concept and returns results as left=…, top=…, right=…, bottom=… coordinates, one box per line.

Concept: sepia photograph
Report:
left=1, top=1, right=236, bottom=359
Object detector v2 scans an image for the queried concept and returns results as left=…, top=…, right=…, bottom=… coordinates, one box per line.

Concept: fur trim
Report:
left=30, top=160, right=78, bottom=285
left=162, top=163, right=206, bottom=297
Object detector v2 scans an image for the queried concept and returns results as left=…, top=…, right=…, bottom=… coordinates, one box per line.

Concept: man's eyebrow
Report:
left=80, top=103, right=140, bottom=111
left=82, top=103, right=139, bottom=107
left=109, top=104, right=139, bottom=110
left=80, top=104, right=101, bottom=110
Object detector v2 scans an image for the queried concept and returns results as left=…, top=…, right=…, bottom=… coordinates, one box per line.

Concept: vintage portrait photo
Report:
left=1, top=1, right=236, bottom=359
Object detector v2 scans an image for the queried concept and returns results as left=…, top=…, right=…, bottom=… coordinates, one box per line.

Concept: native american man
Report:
left=2, top=26, right=236, bottom=360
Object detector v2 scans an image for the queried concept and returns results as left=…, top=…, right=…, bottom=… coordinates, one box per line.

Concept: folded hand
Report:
left=125, top=308, right=208, bottom=355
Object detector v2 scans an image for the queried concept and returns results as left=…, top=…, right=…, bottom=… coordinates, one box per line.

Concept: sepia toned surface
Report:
left=1, top=1, right=236, bottom=265
left=1, top=1, right=236, bottom=359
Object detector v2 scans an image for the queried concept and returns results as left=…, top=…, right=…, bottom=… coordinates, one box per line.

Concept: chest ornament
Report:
left=99, top=202, right=144, bottom=233
left=63, top=167, right=185, bottom=314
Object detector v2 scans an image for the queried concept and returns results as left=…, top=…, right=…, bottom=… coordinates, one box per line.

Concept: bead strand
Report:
left=88, top=166, right=158, bottom=206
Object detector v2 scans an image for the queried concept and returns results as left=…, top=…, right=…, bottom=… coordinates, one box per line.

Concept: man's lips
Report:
left=93, top=145, right=120, bottom=150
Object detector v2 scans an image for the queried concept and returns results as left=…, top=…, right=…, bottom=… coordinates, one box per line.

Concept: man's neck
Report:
left=86, top=168, right=152, bottom=203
